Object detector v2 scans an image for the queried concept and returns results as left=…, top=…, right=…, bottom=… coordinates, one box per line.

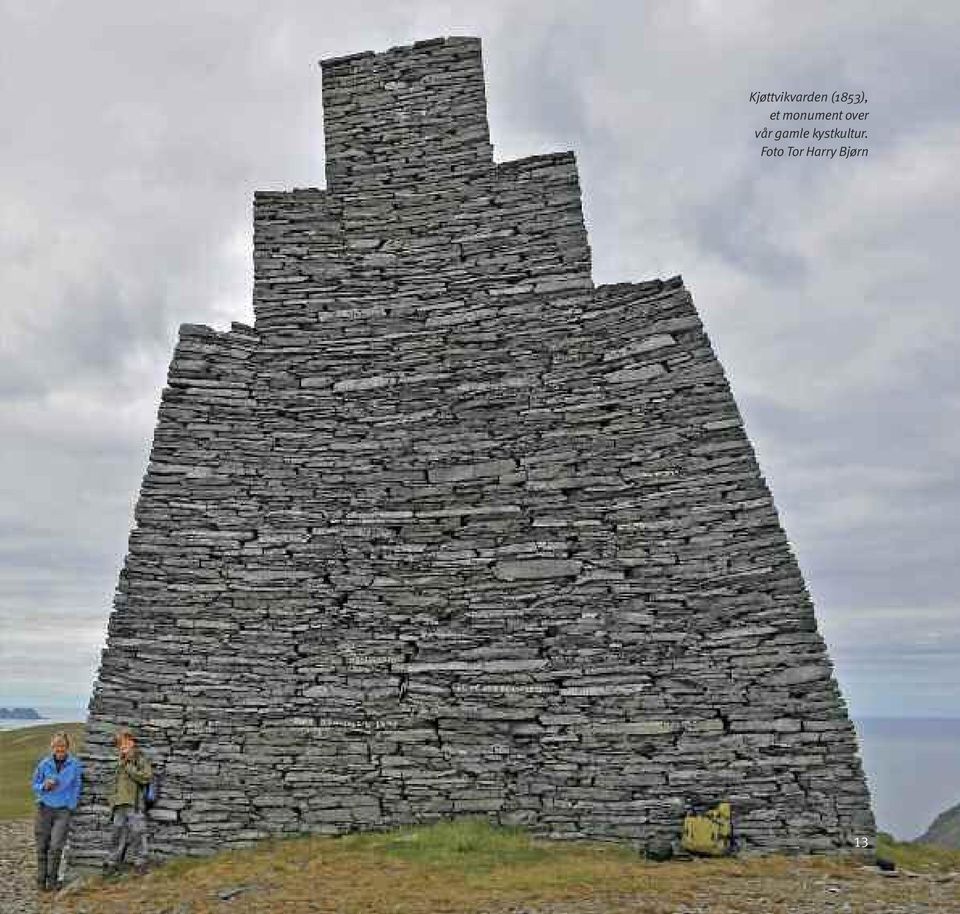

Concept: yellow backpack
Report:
left=681, top=801, right=732, bottom=856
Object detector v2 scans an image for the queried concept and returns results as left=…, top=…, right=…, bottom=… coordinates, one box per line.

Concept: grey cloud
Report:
left=820, top=605, right=960, bottom=717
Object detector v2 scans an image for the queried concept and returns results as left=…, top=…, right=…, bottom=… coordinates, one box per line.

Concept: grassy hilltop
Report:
left=55, top=819, right=960, bottom=914
left=0, top=722, right=85, bottom=819
left=918, top=802, right=960, bottom=850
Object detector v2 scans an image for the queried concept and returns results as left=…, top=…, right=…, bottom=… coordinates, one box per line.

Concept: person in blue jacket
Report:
left=31, top=730, right=82, bottom=892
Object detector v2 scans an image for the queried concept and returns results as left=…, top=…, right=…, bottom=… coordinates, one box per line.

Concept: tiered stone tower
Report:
left=69, top=37, right=874, bottom=869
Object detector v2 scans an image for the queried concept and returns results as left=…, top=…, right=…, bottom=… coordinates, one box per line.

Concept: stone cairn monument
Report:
left=69, top=36, right=874, bottom=869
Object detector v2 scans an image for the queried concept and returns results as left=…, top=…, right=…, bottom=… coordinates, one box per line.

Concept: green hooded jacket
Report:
left=109, top=748, right=152, bottom=811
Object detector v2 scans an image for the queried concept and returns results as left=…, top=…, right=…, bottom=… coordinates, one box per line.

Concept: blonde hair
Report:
left=50, top=731, right=71, bottom=749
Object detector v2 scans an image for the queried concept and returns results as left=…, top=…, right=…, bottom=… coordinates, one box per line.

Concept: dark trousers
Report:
left=107, top=806, right=148, bottom=867
left=35, top=804, right=71, bottom=887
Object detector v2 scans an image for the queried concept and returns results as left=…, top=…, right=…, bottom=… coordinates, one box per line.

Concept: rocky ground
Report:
left=2, top=816, right=959, bottom=914
left=0, top=818, right=39, bottom=914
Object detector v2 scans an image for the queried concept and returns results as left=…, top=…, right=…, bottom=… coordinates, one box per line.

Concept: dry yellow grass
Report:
left=55, top=819, right=960, bottom=914
left=878, top=832, right=960, bottom=873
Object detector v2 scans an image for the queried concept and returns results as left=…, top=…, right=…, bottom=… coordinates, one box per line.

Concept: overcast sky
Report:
left=1, top=1, right=957, bottom=729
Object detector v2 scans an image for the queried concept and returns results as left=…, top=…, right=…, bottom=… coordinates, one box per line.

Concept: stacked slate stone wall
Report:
left=68, top=36, right=874, bottom=870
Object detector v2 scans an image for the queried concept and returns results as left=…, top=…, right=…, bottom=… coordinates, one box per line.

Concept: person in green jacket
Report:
left=103, top=727, right=153, bottom=875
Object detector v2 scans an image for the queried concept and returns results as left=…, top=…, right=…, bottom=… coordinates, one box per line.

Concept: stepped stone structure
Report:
left=69, top=36, right=874, bottom=870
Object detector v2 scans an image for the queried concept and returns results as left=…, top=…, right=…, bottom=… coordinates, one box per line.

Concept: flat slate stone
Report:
left=493, top=559, right=583, bottom=580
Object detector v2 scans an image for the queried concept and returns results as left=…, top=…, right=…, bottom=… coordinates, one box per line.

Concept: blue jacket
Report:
left=32, top=754, right=83, bottom=810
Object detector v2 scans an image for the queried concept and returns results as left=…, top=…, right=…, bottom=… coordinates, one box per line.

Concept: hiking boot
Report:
left=47, top=849, right=63, bottom=889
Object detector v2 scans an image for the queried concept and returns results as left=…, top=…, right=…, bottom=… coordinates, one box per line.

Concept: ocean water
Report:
left=0, top=706, right=85, bottom=731
left=3, top=710, right=956, bottom=841
left=855, top=717, right=960, bottom=841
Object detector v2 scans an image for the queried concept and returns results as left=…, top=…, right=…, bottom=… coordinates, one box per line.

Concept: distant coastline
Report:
left=0, top=705, right=86, bottom=731
left=0, top=706, right=41, bottom=720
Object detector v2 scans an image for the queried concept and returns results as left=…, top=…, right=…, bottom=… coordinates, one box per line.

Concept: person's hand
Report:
left=42, top=777, right=57, bottom=790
